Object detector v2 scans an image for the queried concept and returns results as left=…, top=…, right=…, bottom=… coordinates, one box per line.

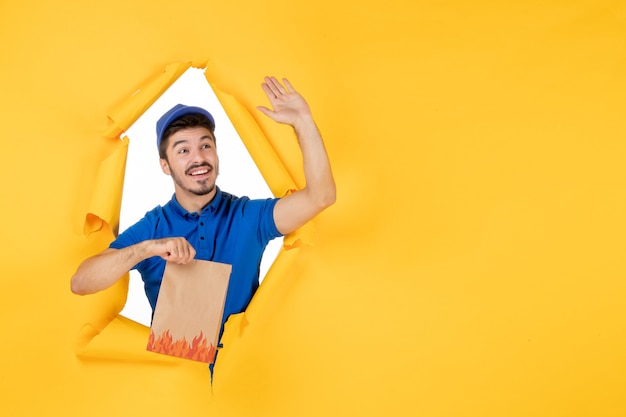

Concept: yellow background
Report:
left=1, top=1, right=625, bottom=416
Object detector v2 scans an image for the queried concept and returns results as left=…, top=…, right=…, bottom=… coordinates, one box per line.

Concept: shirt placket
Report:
left=197, top=206, right=215, bottom=259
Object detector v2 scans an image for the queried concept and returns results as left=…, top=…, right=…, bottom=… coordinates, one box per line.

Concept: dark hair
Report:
left=158, top=113, right=215, bottom=159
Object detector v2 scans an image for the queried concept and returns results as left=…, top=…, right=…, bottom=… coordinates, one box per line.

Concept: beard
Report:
left=170, top=162, right=217, bottom=196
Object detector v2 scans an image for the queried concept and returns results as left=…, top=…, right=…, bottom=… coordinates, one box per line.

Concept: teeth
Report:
left=191, top=169, right=209, bottom=176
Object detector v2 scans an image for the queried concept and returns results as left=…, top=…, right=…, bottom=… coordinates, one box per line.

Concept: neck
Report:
left=174, top=187, right=217, bottom=214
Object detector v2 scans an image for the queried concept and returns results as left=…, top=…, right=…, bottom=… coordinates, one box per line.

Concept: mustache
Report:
left=185, top=162, right=213, bottom=176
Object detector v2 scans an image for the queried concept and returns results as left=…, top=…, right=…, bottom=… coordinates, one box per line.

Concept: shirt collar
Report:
left=169, top=187, right=223, bottom=219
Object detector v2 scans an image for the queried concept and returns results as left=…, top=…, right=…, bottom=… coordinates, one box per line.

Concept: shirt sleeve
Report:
left=244, top=197, right=283, bottom=243
left=108, top=209, right=158, bottom=269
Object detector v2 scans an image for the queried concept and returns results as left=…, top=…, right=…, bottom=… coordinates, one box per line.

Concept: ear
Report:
left=160, top=158, right=171, bottom=176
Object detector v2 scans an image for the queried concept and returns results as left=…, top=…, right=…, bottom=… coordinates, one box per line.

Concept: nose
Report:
left=188, top=146, right=205, bottom=164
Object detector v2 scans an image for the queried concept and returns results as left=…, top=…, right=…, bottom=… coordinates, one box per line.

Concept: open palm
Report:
left=257, top=76, right=312, bottom=126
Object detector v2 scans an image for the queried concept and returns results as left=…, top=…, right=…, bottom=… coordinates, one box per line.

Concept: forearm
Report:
left=258, top=76, right=337, bottom=234
left=293, top=115, right=336, bottom=208
left=70, top=242, right=153, bottom=295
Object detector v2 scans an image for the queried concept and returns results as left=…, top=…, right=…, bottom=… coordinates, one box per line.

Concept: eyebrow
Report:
left=171, top=135, right=214, bottom=149
left=172, top=139, right=189, bottom=149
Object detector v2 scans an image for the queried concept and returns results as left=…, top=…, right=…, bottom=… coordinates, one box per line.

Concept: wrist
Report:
left=292, top=114, right=316, bottom=134
left=134, top=240, right=155, bottom=260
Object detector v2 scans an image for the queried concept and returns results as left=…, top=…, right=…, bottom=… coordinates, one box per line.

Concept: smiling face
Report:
left=160, top=126, right=219, bottom=203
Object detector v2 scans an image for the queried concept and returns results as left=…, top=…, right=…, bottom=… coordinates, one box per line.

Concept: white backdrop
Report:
left=118, top=68, right=283, bottom=326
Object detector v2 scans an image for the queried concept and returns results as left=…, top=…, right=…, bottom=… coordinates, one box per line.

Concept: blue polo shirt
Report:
left=109, top=187, right=282, bottom=330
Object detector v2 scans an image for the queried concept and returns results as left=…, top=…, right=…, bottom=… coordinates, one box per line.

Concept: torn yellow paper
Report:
left=77, top=65, right=317, bottom=358
left=102, top=62, right=194, bottom=138
left=2, top=1, right=626, bottom=416
left=211, top=79, right=296, bottom=197
left=84, top=137, right=129, bottom=235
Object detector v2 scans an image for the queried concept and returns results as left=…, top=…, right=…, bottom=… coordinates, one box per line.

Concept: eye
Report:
left=201, top=143, right=212, bottom=150
left=177, top=148, right=188, bottom=154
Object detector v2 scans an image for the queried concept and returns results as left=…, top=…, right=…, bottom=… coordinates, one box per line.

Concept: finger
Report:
left=168, top=249, right=182, bottom=262
left=179, top=240, right=195, bottom=263
left=261, top=82, right=277, bottom=99
left=165, top=239, right=187, bottom=262
left=265, top=76, right=284, bottom=96
left=272, top=77, right=287, bottom=95
left=256, top=106, right=275, bottom=118
left=282, top=78, right=295, bottom=93
left=163, top=251, right=176, bottom=262
left=186, top=246, right=197, bottom=263
left=170, top=250, right=189, bottom=264
left=178, top=242, right=189, bottom=260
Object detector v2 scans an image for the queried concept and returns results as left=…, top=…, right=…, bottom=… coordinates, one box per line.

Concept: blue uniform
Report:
left=110, top=187, right=283, bottom=331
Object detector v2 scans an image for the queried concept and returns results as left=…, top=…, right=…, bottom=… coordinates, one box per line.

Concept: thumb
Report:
left=257, top=106, right=276, bottom=116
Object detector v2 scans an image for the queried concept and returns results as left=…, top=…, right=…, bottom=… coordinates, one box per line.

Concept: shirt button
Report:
left=200, top=222, right=204, bottom=226
left=200, top=236, right=205, bottom=240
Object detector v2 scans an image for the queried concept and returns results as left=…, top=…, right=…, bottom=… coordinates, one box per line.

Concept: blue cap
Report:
left=156, top=104, right=215, bottom=149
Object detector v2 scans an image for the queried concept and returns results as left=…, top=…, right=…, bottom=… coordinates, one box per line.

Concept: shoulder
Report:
left=220, top=190, right=247, bottom=203
left=110, top=205, right=161, bottom=249
left=135, top=204, right=168, bottom=227
left=117, top=202, right=170, bottom=238
left=217, top=191, right=249, bottom=211
left=219, top=191, right=279, bottom=213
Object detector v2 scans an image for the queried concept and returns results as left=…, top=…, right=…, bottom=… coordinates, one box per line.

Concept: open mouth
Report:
left=189, top=168, right=209, bottom=176
left=186, top=164, right=212, bottom=177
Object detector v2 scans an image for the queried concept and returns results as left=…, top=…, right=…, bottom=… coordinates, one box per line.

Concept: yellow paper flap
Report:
left=101, top=62, right=193, bottom=138
left=83, top=137, right=129, bottom=235
left=210, top=78, right=297, bottom=198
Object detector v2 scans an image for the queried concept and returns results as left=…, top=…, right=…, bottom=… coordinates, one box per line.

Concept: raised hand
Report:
left=257, top=76, right=312, bottom=127
left=257, top=76, right=336, bottom=236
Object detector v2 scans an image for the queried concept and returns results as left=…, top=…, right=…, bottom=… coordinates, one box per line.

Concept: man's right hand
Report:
left=148, top=237, right=196, bottom=264
left=71, top=237, right=197, bottom=295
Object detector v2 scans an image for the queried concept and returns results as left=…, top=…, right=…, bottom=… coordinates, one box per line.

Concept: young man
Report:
left=71, top=76, right=336, bottom=332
